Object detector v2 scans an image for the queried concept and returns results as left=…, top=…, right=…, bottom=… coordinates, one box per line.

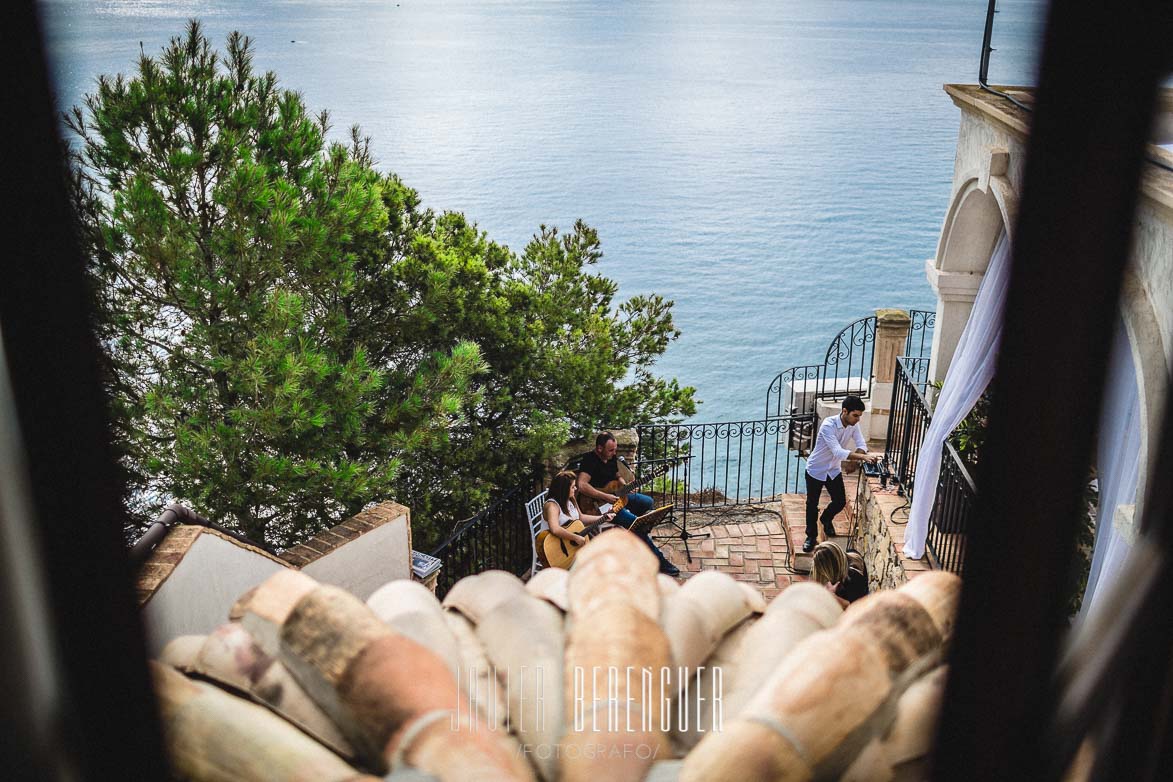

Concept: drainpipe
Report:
left=128, top=503, right=278, bottom=565
left=978, top=0, right=1034, bottom=112
left=127, top=504, right=209, bottom=566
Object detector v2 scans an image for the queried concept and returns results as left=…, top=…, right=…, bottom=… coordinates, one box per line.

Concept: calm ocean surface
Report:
left=40, top=0, right=1046, bottom=423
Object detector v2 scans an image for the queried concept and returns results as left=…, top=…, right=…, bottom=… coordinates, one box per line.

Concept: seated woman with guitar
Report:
left=575, top=432, right=680, bottom=576
left=542, top=470, right=616, bottom=568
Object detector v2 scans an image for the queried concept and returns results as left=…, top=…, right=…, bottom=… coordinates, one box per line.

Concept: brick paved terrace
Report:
left=653, top=474, right=932, bottom=601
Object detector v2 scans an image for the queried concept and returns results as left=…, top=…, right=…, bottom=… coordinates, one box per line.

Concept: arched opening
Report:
left=1077, top=272, right=1165, bottom=619
left=936, top=180, right=1009, bottom=275
left=926, top=172, right=1015, bottom=384
left=1119, top=270, right=1168, bottom=512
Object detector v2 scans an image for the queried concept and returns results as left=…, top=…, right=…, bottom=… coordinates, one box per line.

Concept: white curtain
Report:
left=903, top=230, right=1011, bottom=560
left=1076, top=319, right=1142, bottom=624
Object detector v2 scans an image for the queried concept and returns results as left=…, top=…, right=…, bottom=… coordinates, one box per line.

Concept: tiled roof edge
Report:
left=136, top=525, right=293, bottom=608
left=279, top=501, right=411, bottom=568
left=135, top=525, right=202, bottom=607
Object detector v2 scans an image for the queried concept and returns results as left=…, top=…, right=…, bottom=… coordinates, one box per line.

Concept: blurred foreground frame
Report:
left=0, top=1, right=169, bottom=780
left=931, top=1, right=1173, bottom=781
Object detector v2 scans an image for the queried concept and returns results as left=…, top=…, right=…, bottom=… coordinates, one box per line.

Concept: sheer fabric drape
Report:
left=903, top=231, right=1010, bottom=560
left=1076, top=319, right=1141, bottom=624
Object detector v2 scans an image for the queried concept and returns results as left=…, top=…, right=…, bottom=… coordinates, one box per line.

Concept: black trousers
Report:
left=805, top=471, right=846, bottom=540
left=612, top=513, right=670, bottom=563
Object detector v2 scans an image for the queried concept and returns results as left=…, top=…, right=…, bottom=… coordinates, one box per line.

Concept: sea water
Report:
left=40, top=0, right=1046, bottom=423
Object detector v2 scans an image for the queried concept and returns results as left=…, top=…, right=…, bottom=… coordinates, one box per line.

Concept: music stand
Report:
left=628, top=454, right=709, bottom=564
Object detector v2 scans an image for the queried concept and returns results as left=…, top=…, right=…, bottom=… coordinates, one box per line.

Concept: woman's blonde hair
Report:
left=811, top=540, right=848, bottom=585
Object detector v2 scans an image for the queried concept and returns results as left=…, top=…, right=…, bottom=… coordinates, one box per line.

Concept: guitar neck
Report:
left=578, top=518, right=608, bottom=536
left=618, top=466, right=665, bottom=497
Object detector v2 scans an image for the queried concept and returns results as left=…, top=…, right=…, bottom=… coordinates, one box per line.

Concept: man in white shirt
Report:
left=803, top=395, right=879, bottom=553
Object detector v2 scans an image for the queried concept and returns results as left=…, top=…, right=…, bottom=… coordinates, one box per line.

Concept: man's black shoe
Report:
left=823, top=524, right=837, bottom=539
left=802, top=537, right=816, bottom=553
left=660, top=560, right=681, bottom=577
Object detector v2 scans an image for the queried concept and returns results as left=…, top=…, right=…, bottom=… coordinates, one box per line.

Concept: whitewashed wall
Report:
left=936, top=84, right=1173, bottom=520
left=300, top=509, right=412, bottom=601
left=142, top=533, right=289, bottom=654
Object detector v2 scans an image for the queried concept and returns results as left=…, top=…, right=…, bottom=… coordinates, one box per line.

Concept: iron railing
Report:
left=885, top=355, right=933, bottom=497
left=821, top=314, right=878, bottom=402
left=636, top=414, right=813, bottom=525
left=925, top=439, right=976, bottom=574
left=764, top=363, right=827, bottom=419
left=884, top=354, right=977, bottom=575
left=906, top=308, right=936, bottom=359
left=429, top=473, right=543, bottom=598
left=765, top=310, right=934, bottom=419
left=764, top=316, right=874, bottom=418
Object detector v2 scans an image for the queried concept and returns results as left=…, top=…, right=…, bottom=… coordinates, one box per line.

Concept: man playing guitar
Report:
left=576, top=432, right=679, bottom=576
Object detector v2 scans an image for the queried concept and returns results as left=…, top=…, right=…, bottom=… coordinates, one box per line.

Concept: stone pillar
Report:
left=925, top=261, right=984, bottom=384
left=612, top=428, right=640, bottom=463
left=411, top=566, right=441, bottom=594
left=868, top=309, right=912, bottom=444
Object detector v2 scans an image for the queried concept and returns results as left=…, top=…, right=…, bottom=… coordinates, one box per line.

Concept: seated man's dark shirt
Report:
left=579, top=450, right=619, bottom=489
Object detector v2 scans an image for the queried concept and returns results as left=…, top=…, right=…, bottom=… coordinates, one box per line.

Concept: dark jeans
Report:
left=805, top=471, right=846, bottom=540
left=614, top=491, right=654, bottom=523
left=612, top=491, right=667, bottom=561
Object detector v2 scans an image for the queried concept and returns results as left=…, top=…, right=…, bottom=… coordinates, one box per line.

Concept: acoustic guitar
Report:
left=576, top=462, right=670, bottom=515
left=541, top=503, right=675, bottom=570
left=540, top=512, right=613, bottom=570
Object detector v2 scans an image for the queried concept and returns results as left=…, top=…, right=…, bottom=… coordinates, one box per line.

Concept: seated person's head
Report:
left=548, top=470, right=578, bottom=511
left=811, top=540, right=848, bottom=586
left=594, top=431, right=617, bottom=460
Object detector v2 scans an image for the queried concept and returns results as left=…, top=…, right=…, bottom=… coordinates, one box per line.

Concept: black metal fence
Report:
left=906, top=308, right=936, bottom=359
left=885, top=356, right=933, bottom=497
left=429, top=474, right=542, bottom=598
left=926, top=440, right=975, bottom=574
left=765, top=316, right=876, bottom=419
left=636, top=415, right=812, bottom=522
left=884, top=354, right=976, bottom=575
left=765, top=363, right=829, bottom=419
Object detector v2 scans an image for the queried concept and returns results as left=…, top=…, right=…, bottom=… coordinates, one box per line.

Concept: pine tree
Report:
left=68, top=22, right=696, bottom=550
left=67, top=22, right=483, bottom=546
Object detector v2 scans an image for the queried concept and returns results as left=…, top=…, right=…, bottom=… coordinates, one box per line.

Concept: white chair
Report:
left=524, top=489, right=549, bottom=576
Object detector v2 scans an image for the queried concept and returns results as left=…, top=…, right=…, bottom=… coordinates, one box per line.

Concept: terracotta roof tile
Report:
left=152, top=531, right=961, bottom=780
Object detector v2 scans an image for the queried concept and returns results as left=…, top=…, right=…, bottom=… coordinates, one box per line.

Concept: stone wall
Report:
left=549, top=427, right=639, bottom=479
left=854, top=477, right=909, bottom=592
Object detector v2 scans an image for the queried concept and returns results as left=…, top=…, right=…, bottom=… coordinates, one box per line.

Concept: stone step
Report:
left=791, top=534, right=852, bottom=574
left=781, top=493, right=855, bottom=576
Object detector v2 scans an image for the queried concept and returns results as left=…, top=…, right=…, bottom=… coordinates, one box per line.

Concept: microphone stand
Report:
left=624, top=454, right=709, bottom=564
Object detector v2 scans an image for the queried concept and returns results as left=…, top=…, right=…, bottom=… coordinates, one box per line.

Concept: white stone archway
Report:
left=926, top=148, right=1018, bottom=384
left=1079, top=272, right=1167, bottom=618
left=1118, top=270, right=1169, bottom=517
